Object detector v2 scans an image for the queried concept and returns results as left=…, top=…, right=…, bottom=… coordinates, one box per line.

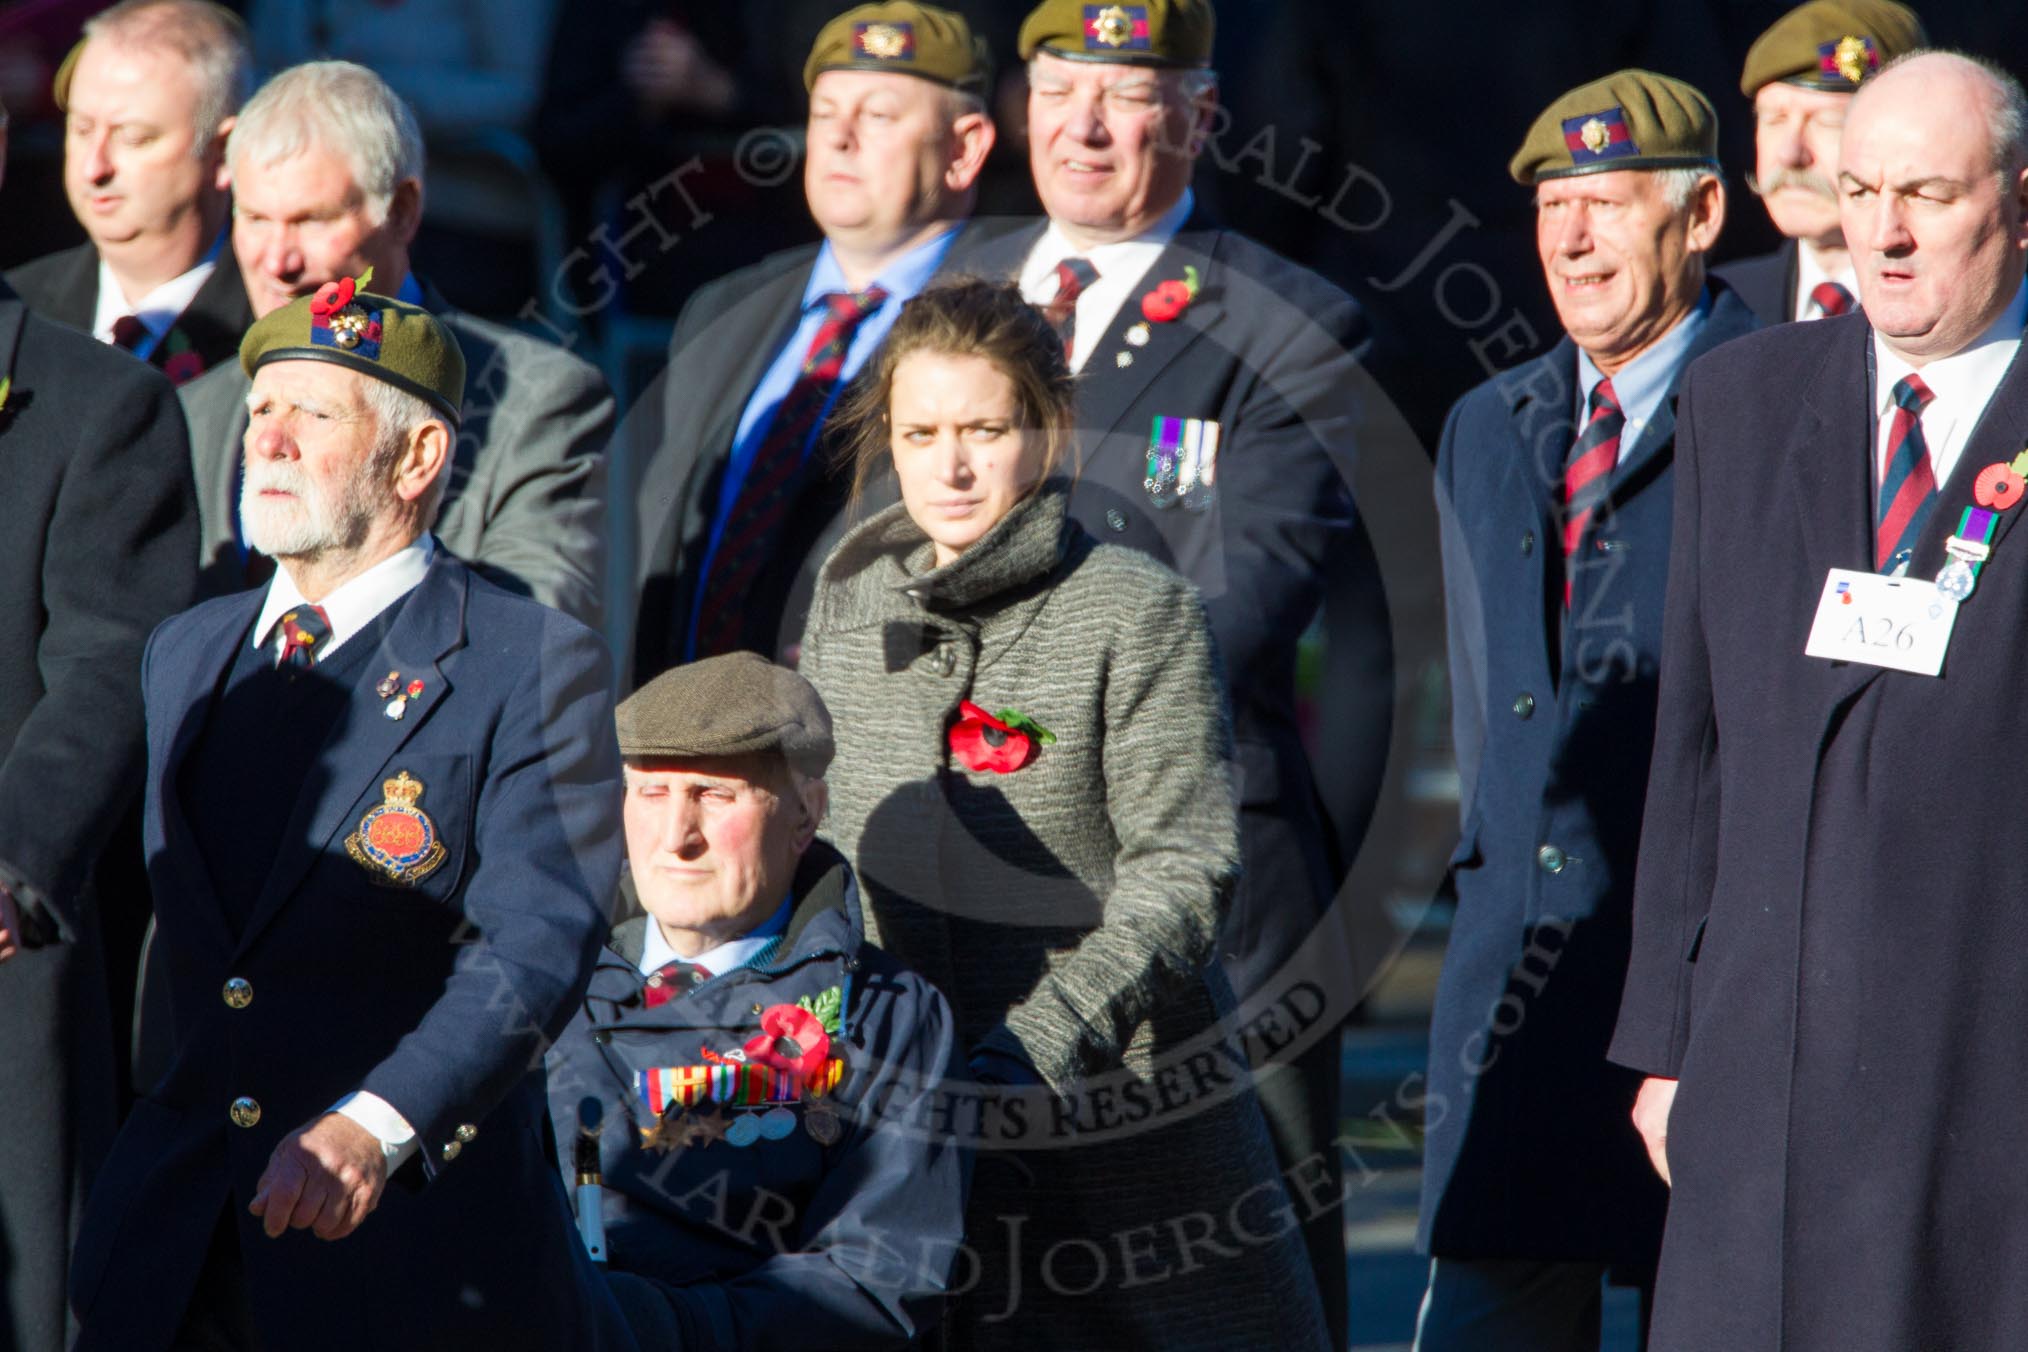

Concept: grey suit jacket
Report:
left=178, top=289, right=613, bottom=623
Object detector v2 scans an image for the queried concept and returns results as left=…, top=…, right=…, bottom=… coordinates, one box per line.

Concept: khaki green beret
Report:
left=239, top=275, right=465, bottom=426
left=618, top=653, right=835, bottom=777
left=1740, top=0, right=1925, bottom=96
left=1017, top=0, right=1214, bottom=69
left=1510, top=70, right=1720, bottom=185
left=804, top=3, right=991, bottom=94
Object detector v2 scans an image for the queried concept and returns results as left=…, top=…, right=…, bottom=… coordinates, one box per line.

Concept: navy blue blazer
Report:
left=1713, top=240, right=1799, bottom=327
left=546, top=843, right=966, bottom=1349
left=70, top=554, right=628, bottom=1351
left=1419, top=286, right=1759, bottom=1264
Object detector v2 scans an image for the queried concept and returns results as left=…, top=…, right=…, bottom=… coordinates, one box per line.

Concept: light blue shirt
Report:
left=638, top=893, right=794, bottom=979
left=684, top=227, right=958, bottom=659
left=1575, top=288, right=1713, bottom=461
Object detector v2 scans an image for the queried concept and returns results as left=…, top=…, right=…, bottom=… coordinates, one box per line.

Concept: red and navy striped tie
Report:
left=1043, top=257, right=1098, bottom=360
left=1876, top=374, right=1937, bottom=572
left=1562, top=377, right=1622, bottom=607
left=692, top=285, right=887, bottom=658
left=1810, top=281, right=1855, bottom=318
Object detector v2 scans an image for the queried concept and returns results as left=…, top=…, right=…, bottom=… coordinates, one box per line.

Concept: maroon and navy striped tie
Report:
left=1043, top=257, right=1098, bottom=360
left=1810, top=281, right=1856, bottom=318
left=1876, top=374, right=1937, bottom=572
left=692, top=285, right=887, bottom=658
left=1562, top=377, right=1622, bottom=607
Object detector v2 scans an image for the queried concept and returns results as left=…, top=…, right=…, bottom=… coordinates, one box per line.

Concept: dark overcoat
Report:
left=4, top=240, right=253, bottom=384
left=1420, top=287, right=1758, bottom=1265
left=544, top=843, right=966, bottom=1349
left=965, top=214, right=1392, bottom=1001
left=0, top=284, right=198, bottom=1352
left=1611, top=311, right=2028, bottom=1351
left=70, top=556, right=628, bottom=1351
left=1712, top=240, right=1799, bottom=327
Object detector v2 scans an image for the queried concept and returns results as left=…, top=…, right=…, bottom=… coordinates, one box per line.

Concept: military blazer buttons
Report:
left=229, top=1097, right=261, bottom=1128
left=222, top=977, right=253, bottom=1009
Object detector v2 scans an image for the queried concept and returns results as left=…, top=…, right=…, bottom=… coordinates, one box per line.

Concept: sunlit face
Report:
left=623, top=759, right=815, bottom=949
left=804, top=70, right=957, bottom=248
left=1535, top=168, right=1718, bottom=373
left=63, top=38, right=222, bottom=251
left=889, top=351, right=1043, bottom=566
left=239, top=362, right=387, bottom=561
left=1752, top=82, right=1851, bottom=247
left=1839, top=61, right=2028, bottom=362
left=233, top=140, right=408, bottom=318
left=1026, top=51, right=1207, bottom=247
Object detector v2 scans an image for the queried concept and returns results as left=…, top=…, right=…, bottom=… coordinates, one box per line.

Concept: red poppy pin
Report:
left=310, top=276, right=357, bottom=319
left=1139, top=265, right=1202, bottom=324
left=1975, top=451, right=2028, bottom=510
left=949, top=700, right=1057, bottom=773
left=744, top=1003, right=831, bottom=1080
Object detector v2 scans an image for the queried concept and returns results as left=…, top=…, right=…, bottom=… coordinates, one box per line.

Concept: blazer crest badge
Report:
left=346, top=770, right=447, bottom=886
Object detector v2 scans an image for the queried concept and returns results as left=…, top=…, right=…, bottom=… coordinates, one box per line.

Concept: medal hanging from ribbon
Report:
left=1936, top=450, right=2028, bottom=602
left=636, top=1057, right=844, bottom=1116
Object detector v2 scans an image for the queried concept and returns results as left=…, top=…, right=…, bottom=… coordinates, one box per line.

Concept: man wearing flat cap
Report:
left=630, top=2, right=996, bottom=675
left=545, top=652, right=966, bottom=1349
left=958, top=3, right=1395, bottom=1335
left=1715, top=0, right=1926, bottom=325
left=69, top=280, right=630, bottom=1351
left=1418, top=69, right=1755, bottom=1350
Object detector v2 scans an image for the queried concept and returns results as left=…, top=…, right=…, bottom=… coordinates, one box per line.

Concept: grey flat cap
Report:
left=617, top=653, right=835, bottom=776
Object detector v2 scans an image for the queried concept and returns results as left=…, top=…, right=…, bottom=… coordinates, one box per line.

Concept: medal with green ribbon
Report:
left=1937, top=449, right=2028, bottom=602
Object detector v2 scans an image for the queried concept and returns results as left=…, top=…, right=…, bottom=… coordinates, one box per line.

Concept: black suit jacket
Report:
left=0, top=282, right=199, bottom=1352
left=1712, top=239, right=1799, bottom=327
left=629, top=223, right=999, bottom=683
left=968, top=214, right=1395, bottom=997
left=3, top=241, right=252, bottom=386
left=1611, top=313, right=2028, bottom=1348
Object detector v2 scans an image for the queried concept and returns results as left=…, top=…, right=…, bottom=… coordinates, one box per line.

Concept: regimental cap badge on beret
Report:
left=805, top=2, right=990, bottom=92
left=239, top=270, right=466, bottom=426
left=1738, top=0, right=1926, bottom=95
left=1018, top=0, right=1213, bottom=68
left=855, top=20, right=916, bottom=60
left=1511, top=69, right=1720, bottom=185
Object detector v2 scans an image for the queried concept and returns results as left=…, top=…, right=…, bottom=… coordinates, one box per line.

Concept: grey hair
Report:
left=83, top=0, right=252, bottom=150
left=1653, top=167, right=1719, bottom=211
left=359, top=379, right=451, bottom=527
left=227, top=61, right=425, bottom=222
left=1868, top=49, right=2028, bottom=179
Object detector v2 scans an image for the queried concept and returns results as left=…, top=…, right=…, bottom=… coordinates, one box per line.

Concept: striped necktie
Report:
left=1810, top=281, right=1855, bottom=318
left=1043, top=257, right=1098, bottom=360
left=643, top=959, right=712, bottom=1009
left=1562, top=377, right=1623, bottom=606
left=1876, top=374, right=1937, bottom=572
left=692, top=285, right=887, bottom=658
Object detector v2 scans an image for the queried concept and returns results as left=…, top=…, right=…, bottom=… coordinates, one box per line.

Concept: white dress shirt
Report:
left=1794, top=243, right=1860, bottom=321
left=1872, top=279, right=2028, bottom=497
left=637, top=894, right=794, bottom=979
left=1019, top=189, right=1196, bottom=373
left=254, top=534, right=437, bottom=1165
left=90, top=230, right=225, bottom=359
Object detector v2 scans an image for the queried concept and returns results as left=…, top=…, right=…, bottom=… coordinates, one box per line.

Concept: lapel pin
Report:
left=406, top=678, right=425, bottom=698
left=1115, top=350, right=1134, bottom=368
left=1125, top=322, right=1150, bottom=347
left=376, top=671, right=401, bottom=699
left=385, top=696, right=407, bottom=721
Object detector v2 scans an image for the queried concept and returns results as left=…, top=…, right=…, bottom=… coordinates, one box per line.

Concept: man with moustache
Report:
left=69, top=280, right=628, bottom=1351
left=177, top=61, right=612, bottom=619
left=1613, top=52, right=2028, bottom=1351
left=629, top=2, right=995, bottom=676
left=1419, top=70, right=1754, bottom=1352
left=965, top=3, right=1390, bottom=1333
left=1714, top=0, right=1926, bottom=325
left=5, top=0, right=252, bottom=383
left=0, top=93, right=199, bottom=1352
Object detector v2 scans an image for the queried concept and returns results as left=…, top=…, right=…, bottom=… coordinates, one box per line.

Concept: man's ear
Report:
left=791, top=776, right=828, bottom=854
left=392, top=417, right=450, bottom=508
left=208, top=114, right=236, bottom=191
left=945, top=110, right=997, bottom=195
left=384, top=178, right=424, bottom=249
left=1685, top=174, right=1727, bottom=256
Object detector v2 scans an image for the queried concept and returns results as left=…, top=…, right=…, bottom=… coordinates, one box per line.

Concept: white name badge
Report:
left=1804, top=568, right=1958, bottom=676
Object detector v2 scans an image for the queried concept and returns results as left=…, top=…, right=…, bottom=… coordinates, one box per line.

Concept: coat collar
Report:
left=0, top=283, right=26, bottom=392
left=821, top=480, right=1074, bottom=615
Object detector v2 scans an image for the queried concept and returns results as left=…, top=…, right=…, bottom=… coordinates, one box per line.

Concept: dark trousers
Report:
left=172, top=1207, right=256, bottom=1352
left=1255, top=1026, right=1347, bottom=1347
left=1414, top=1256, right=1653, bottom=1352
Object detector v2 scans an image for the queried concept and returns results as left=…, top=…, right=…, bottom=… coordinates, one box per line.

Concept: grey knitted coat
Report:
left=800, top=485, right=1329, bottom=1350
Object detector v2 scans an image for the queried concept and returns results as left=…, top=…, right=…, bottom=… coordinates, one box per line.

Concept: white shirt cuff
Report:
left=332, top=1091, right=419, bottom=1170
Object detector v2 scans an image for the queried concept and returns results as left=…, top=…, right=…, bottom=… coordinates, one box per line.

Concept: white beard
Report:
left=239, top=457, right=378, bottom=560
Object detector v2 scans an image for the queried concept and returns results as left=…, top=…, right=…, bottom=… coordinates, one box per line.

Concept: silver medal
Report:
left=1936, top=556, right=1977, bottom=602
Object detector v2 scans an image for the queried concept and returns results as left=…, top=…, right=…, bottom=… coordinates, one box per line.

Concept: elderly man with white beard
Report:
left=69, top=278, right=629, bottom=1352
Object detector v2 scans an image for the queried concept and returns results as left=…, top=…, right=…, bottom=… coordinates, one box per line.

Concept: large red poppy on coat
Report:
left=949, top=700, right=1038, bottom=773
left=744, top=1004, right=830, bottom=1080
